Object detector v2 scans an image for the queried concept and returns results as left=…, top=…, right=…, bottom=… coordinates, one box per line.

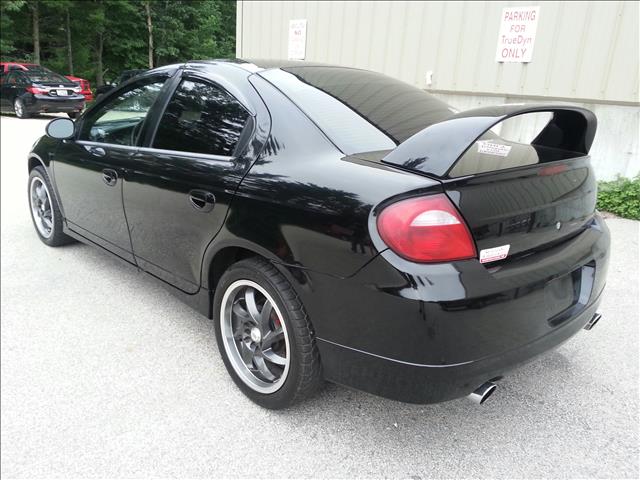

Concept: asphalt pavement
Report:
left=1, top=114, right=638, bottom=479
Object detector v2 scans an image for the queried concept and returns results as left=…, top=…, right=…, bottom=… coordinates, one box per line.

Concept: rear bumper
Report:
left=306, top=214, right=610, bottom=403
left=318, top=292, right=602, bottom=403
left=26, top=95, right=85, bottom=113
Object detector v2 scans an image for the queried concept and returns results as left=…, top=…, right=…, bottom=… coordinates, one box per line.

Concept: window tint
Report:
left=260, top=66, right=453, bottom=154
left=25, top=65, right=52, bottom=72
left=26, top=72, right=68, bottom=83
left=6, top=72, right=26, bottom=85
left=260, top=69, right=395, bottom=154
left=79, top=78, right=166, bottom=146
left=153, top=79, right=249, bottom=156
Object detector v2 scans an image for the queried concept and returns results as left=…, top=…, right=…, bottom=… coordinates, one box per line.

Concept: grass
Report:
left=597, top=176, right=640, bottom=220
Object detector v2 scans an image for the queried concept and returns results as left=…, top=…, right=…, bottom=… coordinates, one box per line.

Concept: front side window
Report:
left=79, top=77, right=166, bottom=146
left=153, top=79, right=250, bottom=157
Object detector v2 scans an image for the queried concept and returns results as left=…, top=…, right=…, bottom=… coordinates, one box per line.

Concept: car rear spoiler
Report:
left=382, top=104, right=597, bottom=177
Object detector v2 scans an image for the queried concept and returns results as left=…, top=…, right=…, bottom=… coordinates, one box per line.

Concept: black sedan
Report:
left=0, top=69, right=84, bottom=118
left=27, top=59, right=610, bottom=409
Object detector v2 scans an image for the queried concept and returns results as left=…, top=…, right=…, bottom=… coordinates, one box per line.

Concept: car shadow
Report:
left=65, top=238, right=588, bottom=427
left=23, top=235, right=632, bottom=478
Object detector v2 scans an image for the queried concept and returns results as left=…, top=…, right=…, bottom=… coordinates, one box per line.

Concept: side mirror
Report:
left=45, top=118, right=75, bottom=140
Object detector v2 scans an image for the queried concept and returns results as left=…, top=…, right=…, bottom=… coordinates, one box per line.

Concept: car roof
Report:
left=2, top=62, right=38, bottom=68
left=185, top=58, right=359, bottom=73
left=147, top=59, right=366, bottom=79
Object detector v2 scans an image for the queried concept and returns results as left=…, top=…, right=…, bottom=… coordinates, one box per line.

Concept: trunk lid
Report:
left=32, top=82, right=80, bottom=97
left=380, top=104, right=598, bottom=263
left=444, top=148, right=597, bottom=262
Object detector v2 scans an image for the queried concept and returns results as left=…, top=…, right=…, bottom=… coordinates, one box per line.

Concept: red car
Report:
left=64, top=75, right=93, bottom=102
left=1, top=62, right=41, bottom=73
left=0, top=63, right=93, bottom=103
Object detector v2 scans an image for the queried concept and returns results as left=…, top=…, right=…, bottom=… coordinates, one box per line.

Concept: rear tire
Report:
left=14, top=98, right=30, bottom=119
left=213, top=257, right=323, bottom=409
left=67, top=111, right=79, bottom=119
left=28, top=166, right=74, bottom=247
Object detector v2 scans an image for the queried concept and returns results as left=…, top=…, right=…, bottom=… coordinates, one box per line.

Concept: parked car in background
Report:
left=27, top=60, right=609, bottom=409
left=1, top=63, right=93, bottom=103
left=65, top=75, right=93, bottom=102
left=0, top=69, right=84, bottom=118
left=95, top=69, right=146, bottom=99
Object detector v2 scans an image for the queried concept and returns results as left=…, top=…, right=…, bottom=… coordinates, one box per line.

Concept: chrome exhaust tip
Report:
left=468, top=381, right=497, bottom=405
left=584, top=312, right=602, bottom=331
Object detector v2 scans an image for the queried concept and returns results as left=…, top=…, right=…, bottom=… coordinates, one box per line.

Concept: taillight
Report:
left=26, top=86, right=46, bottom=94
left=376, top=194, right=476, bottom=263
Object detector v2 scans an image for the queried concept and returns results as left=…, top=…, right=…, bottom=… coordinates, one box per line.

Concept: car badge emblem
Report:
left=556, top=222, right=562, bottom=230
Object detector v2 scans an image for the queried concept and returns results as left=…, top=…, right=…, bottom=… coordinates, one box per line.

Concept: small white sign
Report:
left=477, top=141, right=512, bottom=157
left=495, top=6, right=540, bottom=63
left=288, top=19, right=307, bottom=60
left=480, top=244, right=511, bottom=264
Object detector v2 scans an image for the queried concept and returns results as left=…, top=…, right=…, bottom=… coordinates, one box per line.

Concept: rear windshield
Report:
left=259, top=66, right=452, bottom=155
left=26, top=72, right=69, bottom=83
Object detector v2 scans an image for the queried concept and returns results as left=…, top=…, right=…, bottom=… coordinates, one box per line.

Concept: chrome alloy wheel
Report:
left=14, top=99, right=25, bottom=117
left=220, top=280, right=291, bottom=393
left=29, top=176, right=54, bottom=238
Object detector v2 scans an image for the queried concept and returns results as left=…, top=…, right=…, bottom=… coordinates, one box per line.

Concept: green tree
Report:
left=0, top=0, right=236, bottom=87
left=0, top=0, right=26, bottom=56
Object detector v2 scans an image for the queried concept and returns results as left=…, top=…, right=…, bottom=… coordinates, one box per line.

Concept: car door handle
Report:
left=188, top=190, right=215, bottom=212
left=102, top=168, right=118, bottom=187
left=88, top=146, right=106, bottom=157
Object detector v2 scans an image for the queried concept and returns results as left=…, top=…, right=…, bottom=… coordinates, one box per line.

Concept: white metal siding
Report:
left=236, top=0, right=640, bottom=179
left=435, top=93, right=640, bottom=180
left=237, top=0, right=639, bottom=104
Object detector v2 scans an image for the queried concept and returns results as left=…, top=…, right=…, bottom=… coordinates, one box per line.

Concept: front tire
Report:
left=28, top=166, right=74, bottom=246
left=213, top=257, right=322, bottom=409
left=14, top=98, right=30, bottom=119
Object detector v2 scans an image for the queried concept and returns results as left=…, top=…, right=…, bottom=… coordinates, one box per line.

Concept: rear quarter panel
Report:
left=219, top=74, right=440, bottom=279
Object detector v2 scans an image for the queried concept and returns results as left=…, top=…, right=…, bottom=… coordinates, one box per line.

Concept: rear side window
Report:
left=5, top=73, right=18, bottom=85
left=153, top=79, right=249, bottom=157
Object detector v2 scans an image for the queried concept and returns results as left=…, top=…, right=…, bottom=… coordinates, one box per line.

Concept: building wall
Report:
left=236, top=0, right=640, bottom=179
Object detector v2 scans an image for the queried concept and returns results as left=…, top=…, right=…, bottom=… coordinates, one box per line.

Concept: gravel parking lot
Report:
left=1, top=114, right=638, bottom=479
